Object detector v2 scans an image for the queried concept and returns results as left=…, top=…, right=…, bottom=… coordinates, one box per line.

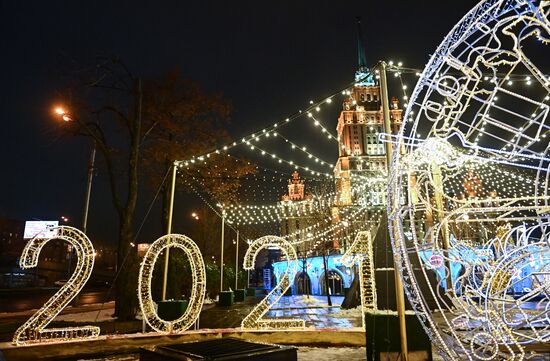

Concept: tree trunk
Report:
left=113, top=78, right=142, bottom=321
left=114, top=213, right=139, bottom=320
left=341, top=268, right=360, bottom=309
left=161, top=176, right=170, bottom=234
left=322, top=251, right=332, bottom=306
left=302, top=256, right=309, bottom=298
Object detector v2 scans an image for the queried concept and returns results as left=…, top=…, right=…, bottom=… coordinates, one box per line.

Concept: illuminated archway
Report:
left=294, top=271, right=311, bottom=295
left=320, top=270, right=344, bottom=296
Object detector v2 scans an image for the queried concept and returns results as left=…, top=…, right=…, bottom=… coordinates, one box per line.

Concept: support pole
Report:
left=161, top=162, right=178, bottom=301
left=220, top=212, right=225, bottom=292
left=379, top=61, right=409, bottom=361
left=431, top=163, right=453, bottom=293
left=82, top=141, right=96, bottom=234
left=235, top=230, right=239, bottom=290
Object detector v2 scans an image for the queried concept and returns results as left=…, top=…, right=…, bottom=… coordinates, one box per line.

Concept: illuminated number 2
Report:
left=138, top=234, right=206, bottom=333
left=241, top=235, right=305, bottom=330
left=13, top=226, right=100, bottom=345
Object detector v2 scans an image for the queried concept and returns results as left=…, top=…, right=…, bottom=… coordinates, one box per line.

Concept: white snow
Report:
left=332, top=307, right=362, bottom=318
left=297, top=347, right=366, bottom=361
left=56, top=308, right=116, bottom=322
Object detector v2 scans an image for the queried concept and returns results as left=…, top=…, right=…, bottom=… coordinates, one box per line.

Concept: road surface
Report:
left=0, top=287, right=113, bottom=313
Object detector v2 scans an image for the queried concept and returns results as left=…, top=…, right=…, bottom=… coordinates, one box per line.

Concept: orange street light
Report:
left=54, top=106, right=73, bottom=121
left=52, top=103, right=96, bottom=235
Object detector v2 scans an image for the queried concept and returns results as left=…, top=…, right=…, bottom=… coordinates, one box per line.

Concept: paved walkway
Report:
left=267, top=295, right=362, bottom=329
left=200, top=294, right=362, bottom=329
left=272, top=295, right=344, bottom=309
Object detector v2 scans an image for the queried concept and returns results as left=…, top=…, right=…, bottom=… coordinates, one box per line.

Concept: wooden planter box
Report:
left=158, top=300, right=188, bottom=321
left=141, top=337, right=297, bottom=361
left=365, top=312, right=432, bottom=361
left=246, top=287, right=256, bottom=296
left=234, top=289, right=246, bottom=302
left=218, top=290, right=234, bottom=306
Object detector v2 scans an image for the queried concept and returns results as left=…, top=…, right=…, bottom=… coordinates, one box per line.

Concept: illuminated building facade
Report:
left=279, top=171, right=315, bottom=247
left=334, top=20, right=403, bottom=207
left=272, top=254, right=353, bottom=296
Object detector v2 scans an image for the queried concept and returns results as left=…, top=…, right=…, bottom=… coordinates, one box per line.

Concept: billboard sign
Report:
left=23, top=221, right=59, bottom=239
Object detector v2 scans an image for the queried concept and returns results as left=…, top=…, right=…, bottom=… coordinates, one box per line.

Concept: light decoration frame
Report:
left=387, top=1, right=550, bottom=360
left=138, top=234, right=206, bottom=333
left=342, top=229, right=378, bottom=329
left=241, top=235, right=306, bottom=330
left=13, top=226, right=100, bottom=345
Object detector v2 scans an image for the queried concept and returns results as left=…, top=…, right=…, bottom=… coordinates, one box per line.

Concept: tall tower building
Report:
left=279, top=171, right=315, bottom=248
left=334, top=18, right=403, bottom=207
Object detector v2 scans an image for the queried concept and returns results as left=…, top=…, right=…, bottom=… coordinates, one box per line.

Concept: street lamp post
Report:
left=161, top=162, right=178, bottom=301
left=378, top=60, right=409, bottom=361
left=54, top=106, right=96, bottom=235
left=60, top=216, right=73, bottom=278
left=82, top=142, right=96, bottom=234
left=220, top=208, right=225, bottom=292
left=234, top=229, right=239, bottom=290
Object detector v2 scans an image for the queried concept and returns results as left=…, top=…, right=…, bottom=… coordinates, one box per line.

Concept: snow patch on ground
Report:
left=204, top=297, right=216, bottom=305
left=73, top=348, right=369, bottom=361
left=297, top=347, right=366, bottom=361
left=367, top=309, right=417, bottom=315
left=296, top=295, right=320, bottom=304
left=332, top=306, right=362, bottom=318
left=56, top=308, right=116, bottom=322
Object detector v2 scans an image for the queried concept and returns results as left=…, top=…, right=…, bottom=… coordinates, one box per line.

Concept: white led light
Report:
left=138, top=234, right=205, bottom=333
left=241, top=236, right=305, bottom=330
left=13, top=227, right=100, bottom=345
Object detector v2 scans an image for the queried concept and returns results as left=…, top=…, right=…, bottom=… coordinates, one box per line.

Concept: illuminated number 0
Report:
left=13, top=226, right=100, bottom=345
left=138, top=234, right=206, bottom=332
left=241, top=235, right=305, bottom=330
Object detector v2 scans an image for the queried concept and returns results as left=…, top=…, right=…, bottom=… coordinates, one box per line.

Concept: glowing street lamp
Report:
left=54, top=106, right=73, bottom=122
left=52, top=104, right=95, bottom=234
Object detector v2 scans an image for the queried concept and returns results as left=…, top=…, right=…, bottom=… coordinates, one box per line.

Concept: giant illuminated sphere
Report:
left=388, top=1, right=549, bottom=360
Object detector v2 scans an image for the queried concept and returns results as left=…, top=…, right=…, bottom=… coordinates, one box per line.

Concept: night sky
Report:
left=0, top=1, right=479, bottom=245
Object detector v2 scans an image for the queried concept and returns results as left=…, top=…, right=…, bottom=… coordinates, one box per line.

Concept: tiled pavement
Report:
left=267, top=295, right=362, bottom=328
left=199, top=294, right=362, bottom=329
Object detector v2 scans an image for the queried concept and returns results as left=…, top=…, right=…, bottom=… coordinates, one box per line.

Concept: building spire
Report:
left=357, top=17, right=367, bottom=70
left=354, top=16, right=375, bottom=86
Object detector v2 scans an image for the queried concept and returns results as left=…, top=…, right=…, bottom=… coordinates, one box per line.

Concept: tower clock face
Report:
left=388, top=1, right=550, bottom=360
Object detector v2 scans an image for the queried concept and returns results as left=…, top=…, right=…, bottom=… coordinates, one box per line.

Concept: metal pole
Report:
left=379, top=61, right=409, bottom=361
left=161, top=163, right=178, bottom=301
left=220, top=212, right=225, bottom=292
left=432, top=162, right=453, bottom=293
left=82, top=141, right=96, bottom=234
left=235, top=229, right=239, bottom=290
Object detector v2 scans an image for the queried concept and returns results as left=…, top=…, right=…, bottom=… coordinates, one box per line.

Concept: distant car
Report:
left=54, top=279, right=68, bottom=287
left=91, top=280, right=110, bottom=287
